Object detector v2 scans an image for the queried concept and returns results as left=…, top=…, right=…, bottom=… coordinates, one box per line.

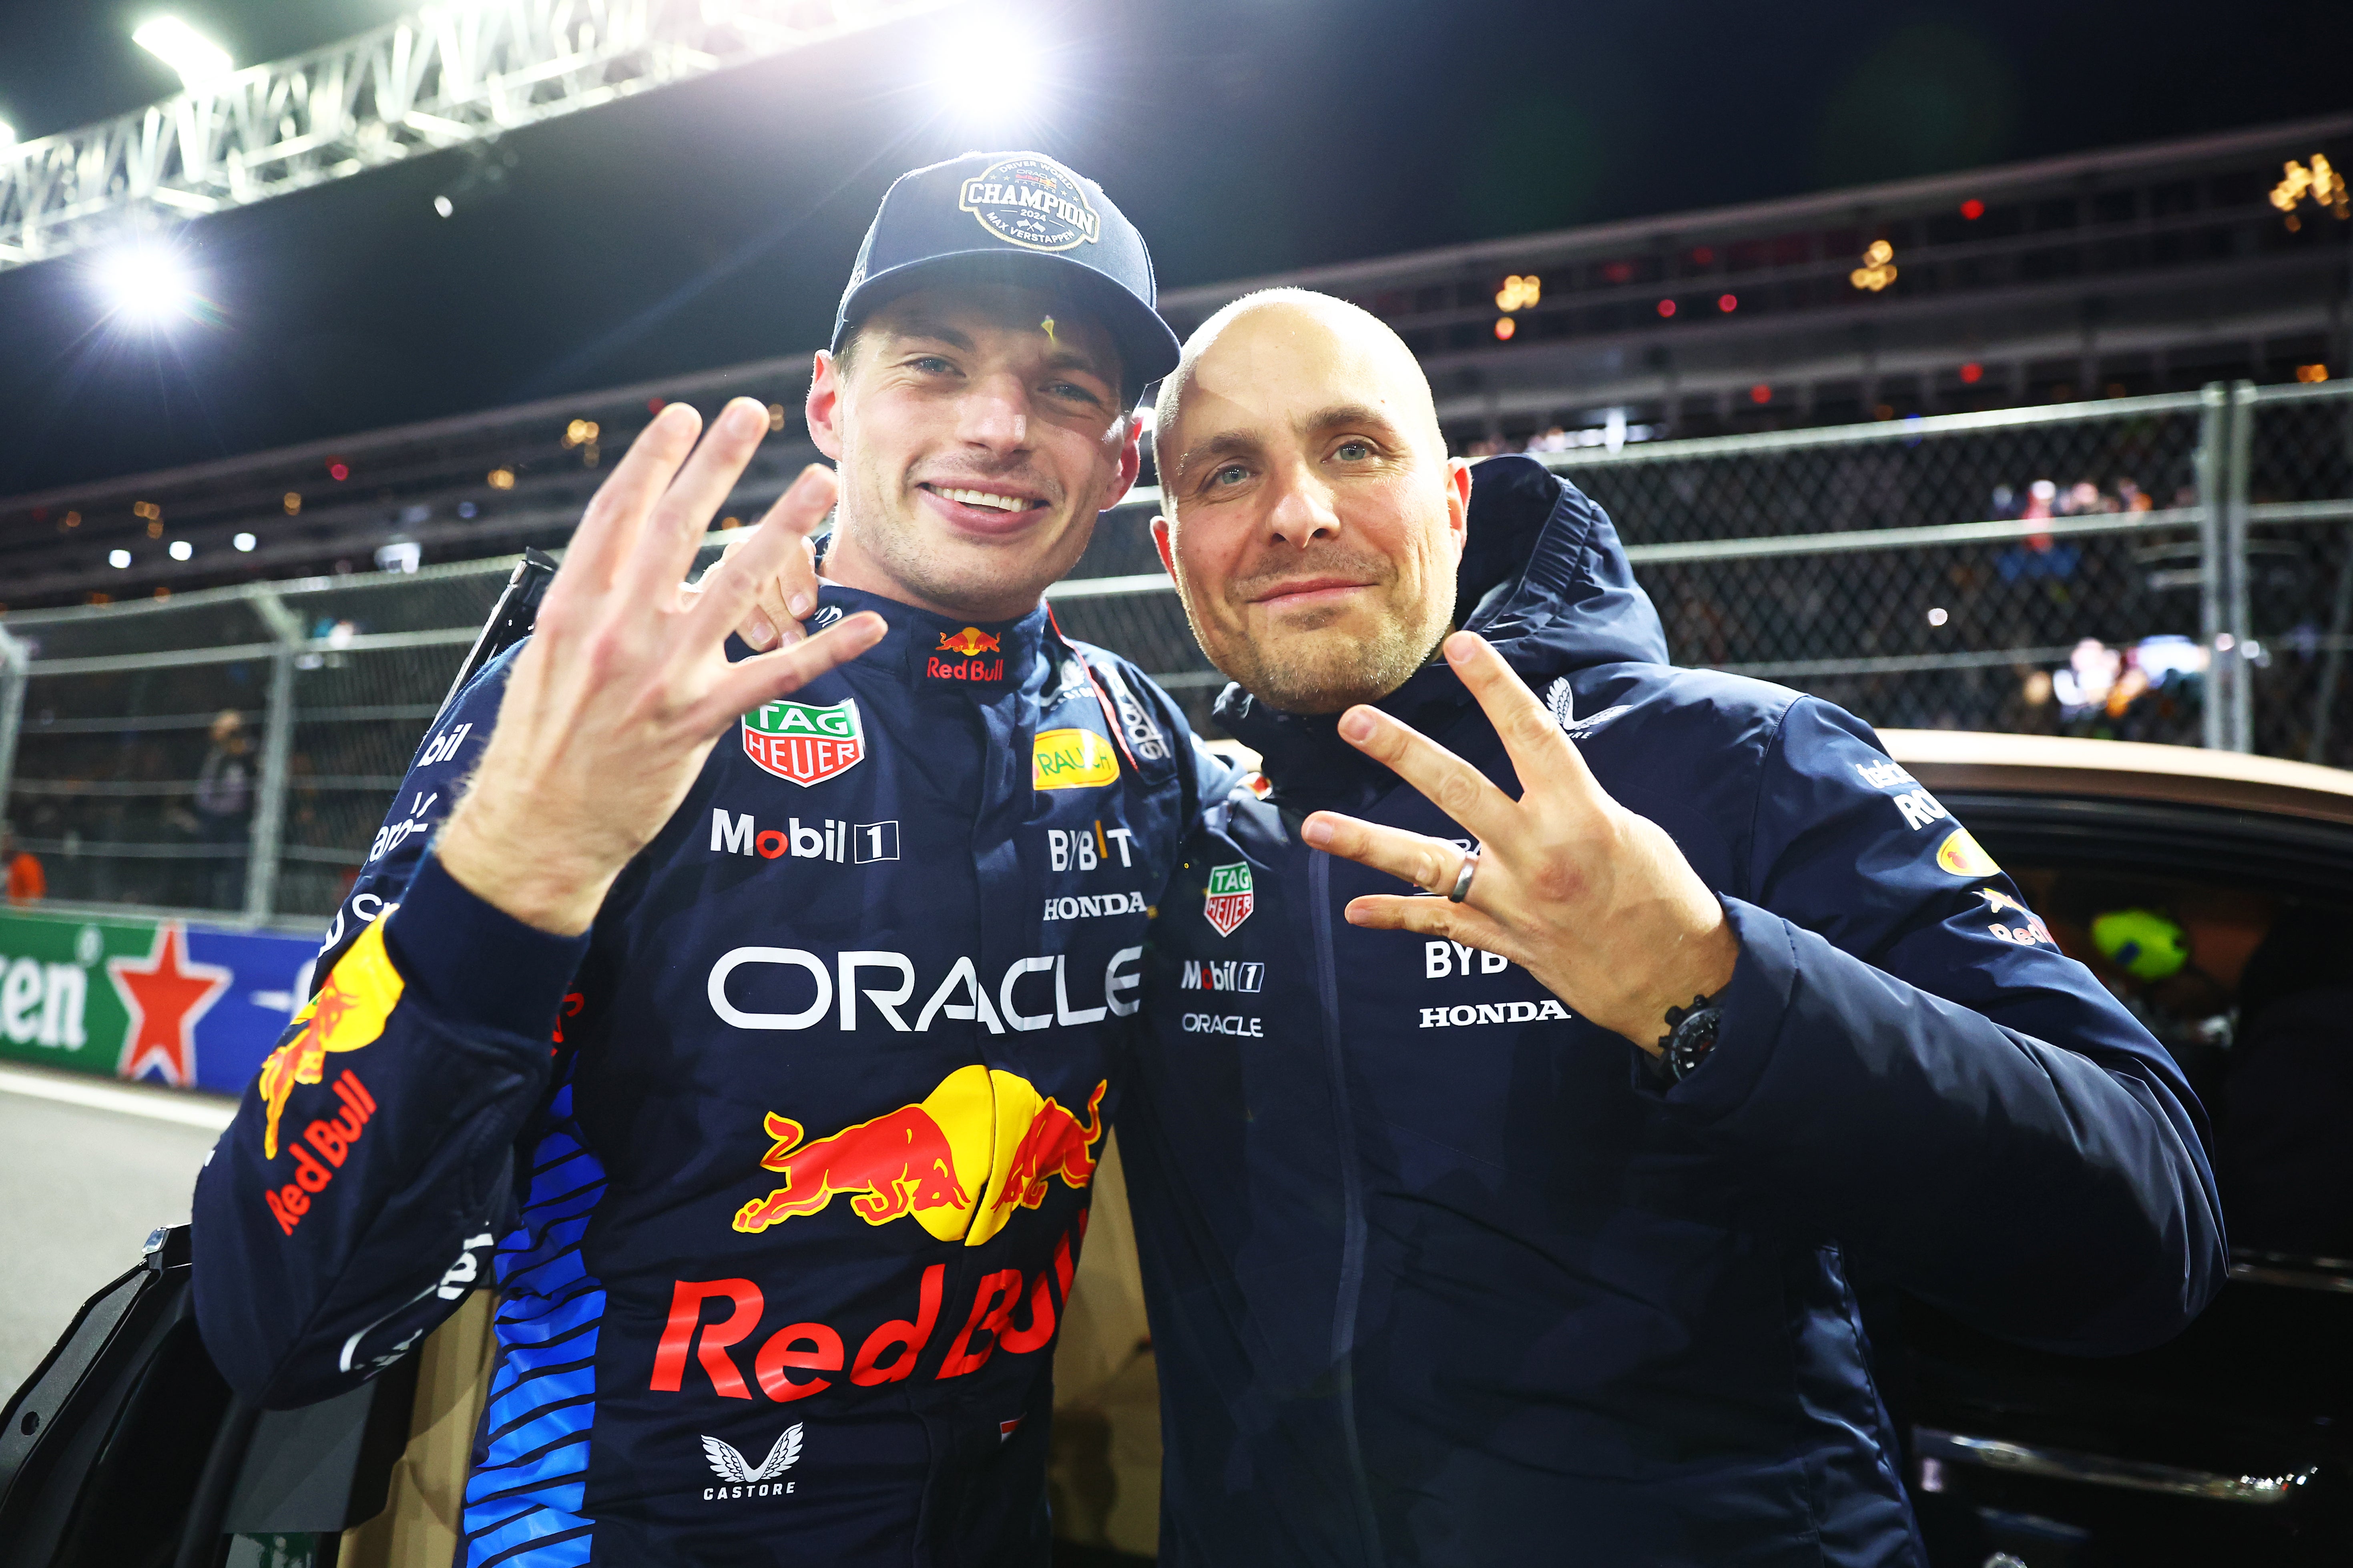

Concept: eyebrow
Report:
left=884, top=314, right=1116, bottom=387
left=1170, top=403, right=1406, bottom=483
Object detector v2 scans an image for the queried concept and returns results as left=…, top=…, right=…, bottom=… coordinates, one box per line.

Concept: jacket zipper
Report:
left=1309, top=850, right=1385, bottom=1563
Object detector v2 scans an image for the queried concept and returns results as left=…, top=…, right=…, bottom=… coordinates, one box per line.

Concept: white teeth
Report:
left=934, top=486, right=1031, bottom=512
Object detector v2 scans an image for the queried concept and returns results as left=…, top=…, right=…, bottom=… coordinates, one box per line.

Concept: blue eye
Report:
left=1336, top=440, right=1372, bottom=460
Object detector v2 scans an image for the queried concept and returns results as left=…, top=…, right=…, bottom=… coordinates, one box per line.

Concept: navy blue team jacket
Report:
left=1121, top=455, right=2228, bottom=1567
left=192, top=588, right=1208, bottom=1567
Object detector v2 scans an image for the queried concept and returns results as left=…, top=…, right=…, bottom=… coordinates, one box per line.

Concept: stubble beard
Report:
left=1211, top=589, right=1450, bottom=715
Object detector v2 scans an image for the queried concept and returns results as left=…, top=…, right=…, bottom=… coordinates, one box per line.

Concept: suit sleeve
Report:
left=1660, top=696, right=2227, bottom=1354
left=193, top=642, right=591, bottom=1408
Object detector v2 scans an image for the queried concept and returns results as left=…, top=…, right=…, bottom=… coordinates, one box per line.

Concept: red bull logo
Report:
left=257, top=920, right=403, bottom=1159
left=732, top=1066, right=1106, bottom=1246
left=927, top=627, right=1006, bottom=685
left=988, top=1081, right=1104, bottom=1222
left=938, top=627, right=1002, bottom=657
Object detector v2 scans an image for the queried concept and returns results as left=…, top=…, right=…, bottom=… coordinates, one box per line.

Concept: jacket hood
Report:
left=1215, top=455, right=1668, bottom=801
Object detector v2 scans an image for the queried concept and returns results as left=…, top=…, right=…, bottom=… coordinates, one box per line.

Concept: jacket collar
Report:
left=809, top=581, right=1058, bottom=699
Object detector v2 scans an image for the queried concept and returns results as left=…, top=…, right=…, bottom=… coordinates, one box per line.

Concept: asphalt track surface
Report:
left=0, top=1065, right=235, bottom=1400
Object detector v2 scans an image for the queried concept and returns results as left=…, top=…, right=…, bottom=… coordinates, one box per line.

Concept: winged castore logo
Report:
left=958, top=156, right=1101, bottom=252
left=703, top=1423, right=804, bottom=1500
left=743, top=698, right=866, bottom=787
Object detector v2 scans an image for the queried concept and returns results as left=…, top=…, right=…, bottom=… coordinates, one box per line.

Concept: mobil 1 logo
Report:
left=712, top=810, right=899, bottom=865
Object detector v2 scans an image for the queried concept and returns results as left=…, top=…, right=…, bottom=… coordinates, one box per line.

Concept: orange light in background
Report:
left=487, top=467, right=516, bottom=490
left=1849, top=239, right=1898, bottom=292
left=1959, top=362, right=1984, bottom=384
left=1656, top=299, right=1676, bottom=318
left=2296, top=363, right=2330, bottom=383
left=1717, top=293, right=1737, bottom=313
left=1960, top=199, right=1985, bottom=221
left=1494, top=275, right=1542, bottom=311
left=1749, top=384, right=1772, bottom=405
left=767, top=403, right=787, bottom=432
left=1494, top=317, right=1516, bottom=341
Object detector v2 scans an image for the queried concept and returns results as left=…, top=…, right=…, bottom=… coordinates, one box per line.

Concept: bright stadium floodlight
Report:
left=0, top=119, right=15, bottom=150
left=931, top=14, right=1050, bottom=134
left=94, top=243, right=198, bottom=326
left=133, top=17, right=235, bottom=92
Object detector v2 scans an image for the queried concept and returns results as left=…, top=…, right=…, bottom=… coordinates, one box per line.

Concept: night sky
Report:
left=0, top=0, right=2347, bottom=496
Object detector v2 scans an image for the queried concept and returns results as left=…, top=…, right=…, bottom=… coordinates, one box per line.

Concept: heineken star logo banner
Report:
left=0, top=906, right=319, bottom=1096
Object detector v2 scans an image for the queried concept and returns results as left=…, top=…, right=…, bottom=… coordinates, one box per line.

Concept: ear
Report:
left=1096, top=411, right=1144, bottom=512
left=805, top=350, right=846, bottom=461
left=1443, top=457, right=1472, bottom=561
left=1150, top=512, right=1178, bottom=579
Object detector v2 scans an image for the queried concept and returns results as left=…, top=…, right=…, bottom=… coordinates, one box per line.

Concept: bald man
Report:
left=1115, top=290, right=2224, bottom=1566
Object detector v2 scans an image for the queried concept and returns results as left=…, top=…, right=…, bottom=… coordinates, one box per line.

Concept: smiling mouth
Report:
left=922, top=484, right=1042, bottom=514
left=1251, top=579, right=1373, bottom=609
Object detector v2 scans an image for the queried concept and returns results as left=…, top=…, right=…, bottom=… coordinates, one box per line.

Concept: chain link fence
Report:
left=3, top=381, right=2349, bottom=926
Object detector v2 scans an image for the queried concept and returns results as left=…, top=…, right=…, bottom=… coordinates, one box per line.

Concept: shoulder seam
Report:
left=1740, top=693, right=1809, bottom=905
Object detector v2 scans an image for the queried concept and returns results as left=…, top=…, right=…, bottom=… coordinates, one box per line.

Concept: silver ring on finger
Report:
left=1447, top=849, right=1480, bottom=904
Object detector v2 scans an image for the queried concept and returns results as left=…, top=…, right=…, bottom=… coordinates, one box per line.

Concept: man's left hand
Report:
left=1299, top=631, right=1737, bottom=1053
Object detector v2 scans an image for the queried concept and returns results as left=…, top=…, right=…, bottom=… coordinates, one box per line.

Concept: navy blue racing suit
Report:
left=1121, top=455, right=2227, bottom=1566
left=193, top=587, right=1210, bottom=1566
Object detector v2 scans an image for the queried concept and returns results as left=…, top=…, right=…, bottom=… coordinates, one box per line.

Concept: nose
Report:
left=1264, top=462, right=1340, bottom=549
left=955, top=370, right=1031, bottom=458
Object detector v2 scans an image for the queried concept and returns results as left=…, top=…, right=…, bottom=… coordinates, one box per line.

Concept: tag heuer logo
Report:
left=959, top=156, right=1101, bottom=253
left=743, top=699, right=865, bottom=787
left=1203, top=862, right=1254, bottom=937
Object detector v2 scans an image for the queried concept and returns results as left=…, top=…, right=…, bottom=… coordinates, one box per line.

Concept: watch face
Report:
left=1668, top=1007, right=1723, bottom=1080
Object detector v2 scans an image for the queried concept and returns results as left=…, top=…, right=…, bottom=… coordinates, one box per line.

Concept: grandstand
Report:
left=0, top=112, right=2346, bottom=615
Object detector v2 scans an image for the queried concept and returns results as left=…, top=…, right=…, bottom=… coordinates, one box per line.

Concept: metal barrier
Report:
left=3, top=380, right=2349, bottom=925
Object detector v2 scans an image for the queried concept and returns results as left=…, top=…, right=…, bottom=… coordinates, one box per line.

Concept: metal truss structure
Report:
left=0, top=0, right=959, bottom=272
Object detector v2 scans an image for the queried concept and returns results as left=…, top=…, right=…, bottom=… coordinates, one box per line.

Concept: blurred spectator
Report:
left=193, top=710, right=255, bottom=909
left=3, top=823, right=43, bottom=904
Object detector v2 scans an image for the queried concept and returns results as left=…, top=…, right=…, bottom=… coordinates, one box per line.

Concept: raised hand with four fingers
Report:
left=1299, top=630, right=1738, bottom=1052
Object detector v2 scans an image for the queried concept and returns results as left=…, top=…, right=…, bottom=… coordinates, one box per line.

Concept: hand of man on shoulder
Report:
left=1299, top=630, right=1737, bottom=1051
left=438, top=397, right=886, bottom=935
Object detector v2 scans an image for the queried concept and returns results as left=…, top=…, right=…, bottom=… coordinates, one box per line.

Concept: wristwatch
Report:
left=1658, top=993, right=1724, bottom=1082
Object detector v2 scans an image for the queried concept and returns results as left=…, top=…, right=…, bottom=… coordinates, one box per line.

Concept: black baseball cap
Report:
left=832, top=151, right=1181, bottom=404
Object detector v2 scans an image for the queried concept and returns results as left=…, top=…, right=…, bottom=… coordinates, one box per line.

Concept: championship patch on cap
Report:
left=959, top=156, right=1101, bottom=253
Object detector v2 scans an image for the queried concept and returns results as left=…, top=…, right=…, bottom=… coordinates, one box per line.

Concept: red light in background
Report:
left=327, top=460, right=349, bottom=481
left=1717, top=293, right=1738, bottom=313
left=1960, top=199, right=1985, bottom=221
left=1749, top=384, right=1772, bottom=405
left=1493, top=317, right=1516, bottom=341
left=647, top=397, right=666, bottom=413
left=1691, top=246, right=1715, bottom=266
left=1959, top=362, right=1984, bottom=384
left=1657, top=299, right=1676, bottom=318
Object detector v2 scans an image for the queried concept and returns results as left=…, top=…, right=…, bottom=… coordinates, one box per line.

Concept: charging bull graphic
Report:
left=256, top=920, right=404, bottom=1159
left=733, top=1065, right=1105, bottom=1247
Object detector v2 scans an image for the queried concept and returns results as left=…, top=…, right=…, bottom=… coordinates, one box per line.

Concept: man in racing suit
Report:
left=191, top=152, right=1209, bottom=1566
left=1121, top=290, right=2228, bottom=1564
